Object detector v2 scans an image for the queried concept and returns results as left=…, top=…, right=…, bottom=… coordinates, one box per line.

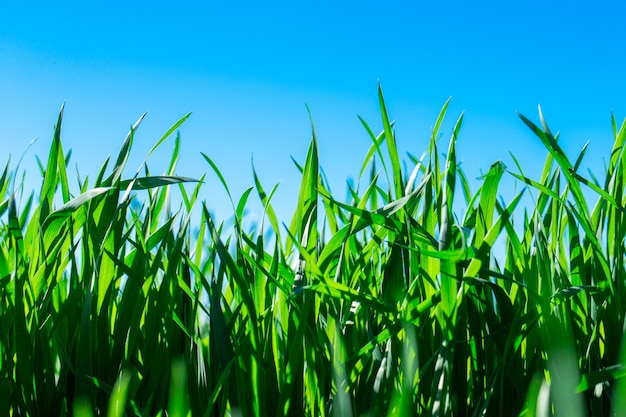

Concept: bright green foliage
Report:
left=2, top=91, right=626, bottom=416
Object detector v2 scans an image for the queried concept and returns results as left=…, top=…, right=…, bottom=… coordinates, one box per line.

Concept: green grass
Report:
left=2, top=85, right=626, bottom=416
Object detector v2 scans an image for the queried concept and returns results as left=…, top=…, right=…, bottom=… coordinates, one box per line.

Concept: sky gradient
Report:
left=2, top=1, right=626, bottom=222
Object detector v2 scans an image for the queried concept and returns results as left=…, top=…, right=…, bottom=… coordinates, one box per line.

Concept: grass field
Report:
left=2, top=86, right=626, bottom=416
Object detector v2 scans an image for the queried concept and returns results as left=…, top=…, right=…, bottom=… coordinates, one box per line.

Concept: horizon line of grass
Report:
left=2, top=85, right=626, bottom=416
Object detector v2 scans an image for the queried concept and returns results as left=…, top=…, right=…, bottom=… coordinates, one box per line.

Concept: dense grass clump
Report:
left=2, top=86, right=626, bottom=416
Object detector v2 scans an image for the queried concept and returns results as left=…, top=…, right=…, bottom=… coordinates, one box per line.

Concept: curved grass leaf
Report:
left=119, top=175, right=199, bottom=190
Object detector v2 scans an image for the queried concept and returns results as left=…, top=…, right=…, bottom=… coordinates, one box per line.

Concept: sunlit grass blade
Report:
left=119, top=175, right=199, bottom=190
left=377, top=83, right=403, bottom=199
left=437, top=111, right=462, bottom=333
left=107, top=112, right=146, bottom=186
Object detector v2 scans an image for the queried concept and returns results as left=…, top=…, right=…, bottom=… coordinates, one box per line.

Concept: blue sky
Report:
left=2, top=1, right=626, bottom=223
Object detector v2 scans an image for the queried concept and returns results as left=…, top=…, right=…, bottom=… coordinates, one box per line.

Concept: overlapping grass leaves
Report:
left=2, top=90, right=626, bottom=416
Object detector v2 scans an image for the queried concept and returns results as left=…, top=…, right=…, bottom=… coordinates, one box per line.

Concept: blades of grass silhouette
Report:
left=456, top=165, right=473, bottom=207
left=426, top=99, right=452, bottom=196
left=95, top=205, right=124, bottom=313
left=277, top=302, right=309, bottom=415
left=204, top=205, right=266, bottom=413
left=319, top=182, right=340, bottom=239
left=281, top=116, right=320, bottom=415
left=119, top=175, right=199, bottom=190
left=318, top=174, right=431, bottom=239
left=403, top=290, right=442, bottom=324
left=201, top=152, right=236, bottom=212
left=40, top=103, right=65, bottom=221
left=316, top=225, right=352, bottom=275
left=58, top=148, right=71, bottom=204
left=417, top=167, right=440, bottom=291
left=168, top=131, right=181, bottom=174
left=474, top=161, right=506, bottom=244
left=405, top=151, right=428, bottom=196
left=0, top=164, right=9, bottom=219
left=331, top=322, right=353, bottom=417
left=565, top=201, right=611, bottom=285
left=432, top=98, right=451, bottom=141
left=7, top=194, right=25, bottom=256
left=357, top=116, right=389, bottom=185
left=368, top=158, right=381, bottom=210
left=571, top=140, right=590, bottom=174
left=518, top=109, right=569, bottom=169
left=289, top=106, right=319, bottom=256
left=29, top=230, right=68, bottom=301
left=8, top=195, right=34, bottom=413
left=282, top=119, right=320, bottom=412
left=572, top=168, right=622, bottom=213
left=145, top=216, right=177, bottom=252
left=0, top=159, right=8, bottom=192
left=347, top=324, right=397, bottom=384
left=465, top=190, right=525, bottom=278
left=519, top=109, right=593, bottom=223
left=607, top=115, right=626, bottom=183
left=399, top=242, right=476, bottom=263
left=144, top=275, right=177, bottom=411
left=108, top=259, right=149, bottom=372
left=235, top=187, right=254, bottom=225
left=237, top=248, right=291, bottom=295
left=508, top=171, right=562, bottom=203
left=148, top=137, right=181, bottom=226
left=10, top=87, right=626, bottom=416
left=306, top=277, right=392, bottom=315
left=252, top=159, right=282, bottom=244
left=290, top=155, right=304, bottom=174
left=378, top=83, right=403, bottom=199
left=108, top=113, right=146, bottom=186
left=18, top=192, right=33, bottom=230
left=42, top=187, right=115, bottom=242
left=205, top=209, right=257, bottom=318
left=430, top=340, right=450, bottom=417
left=35, top=154, right=44, bottom=176
left=437, top=112, right=462, bottom=331
left=94, top=156, right=111, bottom=187
left=576, top=364, right=626, bottom=394
left=143, top=113, right=191, bottom=166
left=182, top=173, right=205, bottom=219
left=353, top=171, right=381, bottom=214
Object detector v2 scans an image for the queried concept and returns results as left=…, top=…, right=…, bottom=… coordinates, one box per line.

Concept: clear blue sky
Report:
left=2, top=1, right=626, bottom=223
